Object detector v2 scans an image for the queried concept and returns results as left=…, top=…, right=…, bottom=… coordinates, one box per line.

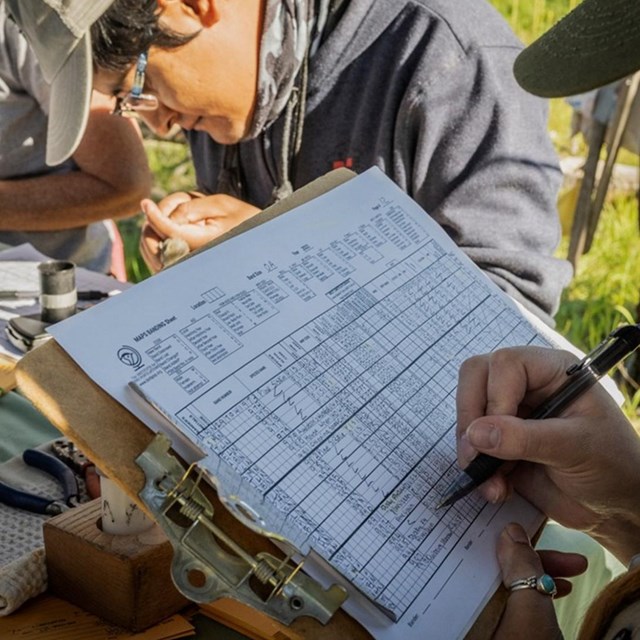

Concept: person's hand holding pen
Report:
left=455, top=345, right=640, bottom=566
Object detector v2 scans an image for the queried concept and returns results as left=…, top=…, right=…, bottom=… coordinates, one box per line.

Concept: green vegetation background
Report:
left=119, top=0, right=640, bottom=418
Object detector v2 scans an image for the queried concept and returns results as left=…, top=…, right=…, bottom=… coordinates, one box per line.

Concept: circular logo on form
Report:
left=117, top=345, right=142, bottom=368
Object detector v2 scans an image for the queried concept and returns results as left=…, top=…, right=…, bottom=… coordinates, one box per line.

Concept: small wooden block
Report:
left=43, top=499, right=188, bottom=631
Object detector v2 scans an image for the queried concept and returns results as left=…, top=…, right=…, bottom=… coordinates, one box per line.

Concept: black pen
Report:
left=437, top=324, right=640, bottom=509
left=76, top=290, right=120, bottom=301
left=0, top=290, right=119, bottom=301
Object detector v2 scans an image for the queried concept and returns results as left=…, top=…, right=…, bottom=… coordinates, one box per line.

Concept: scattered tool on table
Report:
left=0, top=448, right=80, bottom=515
left=51, top=439, right=100, bottom=499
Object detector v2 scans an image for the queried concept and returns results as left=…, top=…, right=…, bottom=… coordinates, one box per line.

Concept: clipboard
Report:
left=16, top=169, right=505, bottom=639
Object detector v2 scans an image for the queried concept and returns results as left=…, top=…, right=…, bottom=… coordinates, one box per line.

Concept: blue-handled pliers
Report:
left=0, top=448, right=80, bottom=515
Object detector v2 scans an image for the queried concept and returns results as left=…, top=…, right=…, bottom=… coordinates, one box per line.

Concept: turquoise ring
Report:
left=508, top=574, right=557, bottom=597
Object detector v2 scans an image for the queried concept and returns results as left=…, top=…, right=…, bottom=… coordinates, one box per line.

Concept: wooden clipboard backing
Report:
left=16, top=169, right=503, bottom=639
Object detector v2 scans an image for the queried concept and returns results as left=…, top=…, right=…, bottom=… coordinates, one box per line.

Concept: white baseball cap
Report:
left=5, top=0, right=114, bottom=166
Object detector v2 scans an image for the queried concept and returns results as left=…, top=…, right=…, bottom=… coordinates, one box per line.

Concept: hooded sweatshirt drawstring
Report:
left=272, top=48, right=310, bottom=202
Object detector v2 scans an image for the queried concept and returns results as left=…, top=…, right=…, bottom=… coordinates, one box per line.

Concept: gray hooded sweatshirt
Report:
left=187, top=0, right=572, bottom=325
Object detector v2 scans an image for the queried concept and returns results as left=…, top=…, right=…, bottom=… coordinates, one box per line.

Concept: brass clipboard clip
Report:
left=135, top=434, right=347, bottom=625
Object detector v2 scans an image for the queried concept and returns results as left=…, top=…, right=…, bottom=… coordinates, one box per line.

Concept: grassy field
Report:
left=492, top=0, right=579, bottom=44
left=119, top=0, right=640, bottom=419
left=493, top=0, right=640, bottom=415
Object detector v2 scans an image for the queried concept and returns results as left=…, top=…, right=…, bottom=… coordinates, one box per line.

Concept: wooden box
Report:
left=43, top=499, right=189, bottom=631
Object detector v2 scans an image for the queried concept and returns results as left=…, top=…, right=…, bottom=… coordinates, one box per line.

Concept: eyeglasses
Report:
left=113, top=52, right=159, bottom=116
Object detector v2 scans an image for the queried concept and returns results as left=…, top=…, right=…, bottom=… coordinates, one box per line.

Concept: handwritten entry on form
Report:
left=51, top=168, right=549, bottom=639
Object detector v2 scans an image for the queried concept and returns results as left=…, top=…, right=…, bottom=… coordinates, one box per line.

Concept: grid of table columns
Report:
left=176, top=241, right=547, bottom=617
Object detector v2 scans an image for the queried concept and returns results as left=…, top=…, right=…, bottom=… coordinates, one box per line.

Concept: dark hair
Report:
left=91, top=0, right=197, bottom=72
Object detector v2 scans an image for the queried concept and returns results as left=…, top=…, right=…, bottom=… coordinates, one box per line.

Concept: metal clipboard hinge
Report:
left=135, top=434, right=347, bottom=625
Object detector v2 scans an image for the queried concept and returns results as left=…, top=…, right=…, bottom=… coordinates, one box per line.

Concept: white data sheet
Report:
left=50, top=168, right=552, bottom=638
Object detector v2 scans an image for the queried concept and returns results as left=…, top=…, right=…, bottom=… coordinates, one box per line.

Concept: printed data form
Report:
left=51, top=168, right=552, bottom=639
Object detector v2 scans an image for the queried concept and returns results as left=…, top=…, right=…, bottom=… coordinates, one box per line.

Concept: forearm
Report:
left=591, top=508, right=640, bottom=567
left=0, top=170, right=148, bottom=231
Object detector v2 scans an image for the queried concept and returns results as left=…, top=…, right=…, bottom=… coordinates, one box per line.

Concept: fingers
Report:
left=455, top=349, right=570, bottom=503
left=496, top=525, right=586, bottom=599
left=138, top=223, right=163, bottom=273
left=158, top=198, right=207, bottom=225
left=497, top=523, right=545, bottom=587
left=156, top=192, right=193, bottom=217
left=161, top=193, right=260, bottom=227
left=142, top=193, right=201, bottom=236
left=493, top=524, right=561, bottom=640
left=140, top=193, right=262, bottom=256
left=141, top=199, right=210, bottom=249
left=142, top=198, right=184, bottom=238
left=460, top=414, right=586, bottom=510
left=469, top=469, right=513, bottom=505
left=464, top=414, right=585, bottom=468
left=178, top=202, right=213, bottom=224
left=457, top=347, right=574, bottom=436
left=536, top=549, right=588, bottom=583
left=455, top=345, right=640, bottom=524
left=456, top=347, right=568, bottom=469
left=456, top=355, right=490, bottom=459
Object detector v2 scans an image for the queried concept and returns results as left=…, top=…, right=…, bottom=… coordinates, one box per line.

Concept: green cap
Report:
left=514, top=0, right=640, bottom=98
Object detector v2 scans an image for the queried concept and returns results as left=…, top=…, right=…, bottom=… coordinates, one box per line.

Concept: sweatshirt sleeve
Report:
left=395, top=37, right=573, bottom=324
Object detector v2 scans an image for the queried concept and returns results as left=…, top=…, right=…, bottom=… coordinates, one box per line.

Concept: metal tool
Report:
left=136, top=434, right=348, bottom=626
left=0, top=448, right=81, bottom=515
left=50, top=439, right=101, bottom=499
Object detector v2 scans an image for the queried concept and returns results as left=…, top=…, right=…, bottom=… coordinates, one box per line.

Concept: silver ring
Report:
left=508, top=574, right=557, bottom=597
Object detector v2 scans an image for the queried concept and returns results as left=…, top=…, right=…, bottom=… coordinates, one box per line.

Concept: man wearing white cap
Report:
left=7, top=0, right=575, bottom=326
left=0, top=0, right=150, bottom=273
